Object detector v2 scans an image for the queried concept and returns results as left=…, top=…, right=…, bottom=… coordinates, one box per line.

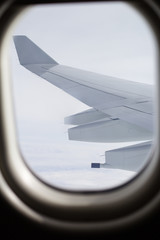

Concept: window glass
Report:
left=10, top=2, right=156, bottom=191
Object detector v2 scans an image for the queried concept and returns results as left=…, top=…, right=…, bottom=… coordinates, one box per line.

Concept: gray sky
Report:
left=9, top=2, right=157, bottom=190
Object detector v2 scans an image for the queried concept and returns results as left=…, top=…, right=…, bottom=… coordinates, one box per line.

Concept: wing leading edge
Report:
left=13, top=35, right=154, bottom=171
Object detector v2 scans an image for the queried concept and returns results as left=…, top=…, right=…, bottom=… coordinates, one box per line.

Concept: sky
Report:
left=9, top=2, right=156, bottom=191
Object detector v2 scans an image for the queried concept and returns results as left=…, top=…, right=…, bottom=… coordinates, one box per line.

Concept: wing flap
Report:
left=104, top=141, right=152, bottom=171
left=68, top=118, right=152, bottom=143
left=103, top=105, right=153, bottom=132
left=64, top=108, right=109, bottom=125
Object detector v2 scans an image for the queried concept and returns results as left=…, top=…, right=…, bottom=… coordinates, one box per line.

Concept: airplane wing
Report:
left=13, top=35, right=154, bottom=171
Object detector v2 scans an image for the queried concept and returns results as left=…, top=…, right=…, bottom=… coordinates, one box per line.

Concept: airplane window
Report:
left=9, top=2, right=156, bottom=191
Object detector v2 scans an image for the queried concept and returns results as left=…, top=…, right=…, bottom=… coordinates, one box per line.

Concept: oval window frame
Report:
left=0, top=0, right=160, bottom=233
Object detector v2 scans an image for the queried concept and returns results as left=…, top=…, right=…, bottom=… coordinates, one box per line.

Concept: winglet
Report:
left=13, top=35, right=58, bottom=65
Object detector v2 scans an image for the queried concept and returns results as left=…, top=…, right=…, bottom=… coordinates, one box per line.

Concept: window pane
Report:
left=10, top=2, right=156, bottom=191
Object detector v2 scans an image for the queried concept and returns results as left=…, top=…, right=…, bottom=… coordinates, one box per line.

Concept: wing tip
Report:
left=13, top=35, right=58, bottom=66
